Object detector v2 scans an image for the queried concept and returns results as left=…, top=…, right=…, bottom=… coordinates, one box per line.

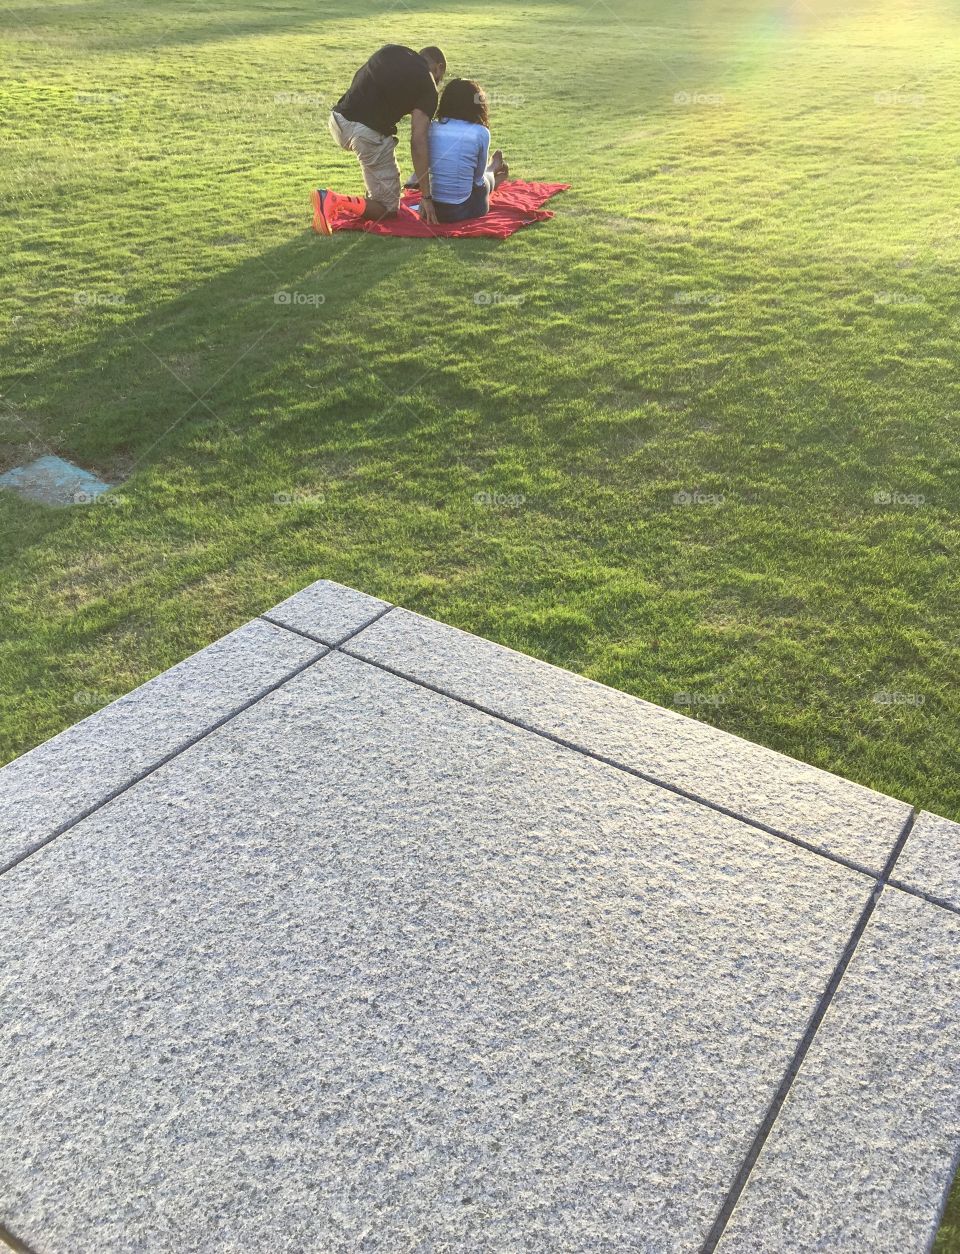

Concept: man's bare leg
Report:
left=362, top=198, right=397, bottom=221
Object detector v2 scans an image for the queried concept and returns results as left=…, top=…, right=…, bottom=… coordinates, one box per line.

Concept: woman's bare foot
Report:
left=490, top=149, right=505, bottom=174
left=493, top=161, right=509, bottom=189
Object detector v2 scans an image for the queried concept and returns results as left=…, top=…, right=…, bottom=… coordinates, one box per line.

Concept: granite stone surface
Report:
left=261, top=578, right=391, bottom=644
left=891, top=810, right=960, bottom=911
left=0, top=619, right=323, bottom=869
left=718, top=887, right=960, bottom=1252
left=0, top=651, right=873, bottom=1253
left=346, top=609, right=910, bottom=874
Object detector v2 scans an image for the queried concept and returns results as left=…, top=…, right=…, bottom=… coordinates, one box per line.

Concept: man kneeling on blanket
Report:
left=313, top=43, right=446, bottom=232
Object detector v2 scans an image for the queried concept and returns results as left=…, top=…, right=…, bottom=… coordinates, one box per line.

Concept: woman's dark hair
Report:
left=437, top=78, right=489, bottom=127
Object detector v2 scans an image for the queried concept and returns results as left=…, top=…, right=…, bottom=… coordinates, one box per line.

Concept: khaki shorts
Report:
left=328, top=111, right=401, bottom=213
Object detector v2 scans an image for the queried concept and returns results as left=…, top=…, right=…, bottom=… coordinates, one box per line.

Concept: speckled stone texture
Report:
left=0, top=651, right=874, bottom=1253
left=261, top=578, right=391, bottom=644
left=718, top=888, right=960, bottom=1253
left=891, top=810, right=960, bottom=911
left=345, top=609, right=910, bottom=874
left=0, top=619, right=322, bottom=869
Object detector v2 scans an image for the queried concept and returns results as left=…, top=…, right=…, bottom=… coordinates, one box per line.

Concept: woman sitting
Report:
left=425, top=79, right=508, bottom=223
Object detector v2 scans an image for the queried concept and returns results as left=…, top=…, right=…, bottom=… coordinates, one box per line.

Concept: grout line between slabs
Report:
left=261, top=614, right=328, bottom=644
left=0, top=609, right=396, bottom=881
left=699, top=807, right=918, bottom=1252
left=0, top=647, right=331, bottom=880
left=0, top=612, right=403, bottom=1236
left=887, top=878, right=960, bottom=919
left=0, top=611, right=949, bottom=1244
left=261, top=603, right=394, bottom=650
left=334, top=604, right=396, bottom=646
left=263, top=619, right=959, bottom=920
left=333, top=644, right=885, bottom=881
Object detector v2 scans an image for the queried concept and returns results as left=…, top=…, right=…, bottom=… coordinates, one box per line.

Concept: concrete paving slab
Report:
left=0, top=650, right=873, bottom=1253
left=891, top=810, right=960, bottom=911
left=0, top=619, right=323, bottom=869
left=261, top=578, right=391, bottom=645
left=345, top=609, right=910, bottom=874
left=718, top=887, right=960, bottom=1253
left=0, top=454, right=115, bottom=506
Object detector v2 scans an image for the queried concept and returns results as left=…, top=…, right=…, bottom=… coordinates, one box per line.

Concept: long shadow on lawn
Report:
left=0, top=215, right=519, bottom=760
left=1, top=222, right=506, bottom=546
left=8, top=236, right=414, bottom=458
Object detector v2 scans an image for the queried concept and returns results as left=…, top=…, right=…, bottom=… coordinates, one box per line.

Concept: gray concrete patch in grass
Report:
left=0, top=454, right=115, bottom=506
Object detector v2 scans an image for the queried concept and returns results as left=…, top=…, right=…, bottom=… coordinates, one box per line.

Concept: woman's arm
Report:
left=474, top=125, right=491, bottom=185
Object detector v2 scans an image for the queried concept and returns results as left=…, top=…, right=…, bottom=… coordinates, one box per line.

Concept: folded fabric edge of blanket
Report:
left=330, top=181, right=571, bottom=238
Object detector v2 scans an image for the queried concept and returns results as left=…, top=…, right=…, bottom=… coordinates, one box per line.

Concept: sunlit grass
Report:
left=2, top=0, right=960, bottom=1236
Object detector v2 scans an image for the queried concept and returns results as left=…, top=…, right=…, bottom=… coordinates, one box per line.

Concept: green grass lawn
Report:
left=2, top=0, right=960, bottom=1241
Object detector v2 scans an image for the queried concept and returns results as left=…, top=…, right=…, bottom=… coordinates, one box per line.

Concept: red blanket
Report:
left=331, top=180, right=570, bottom=239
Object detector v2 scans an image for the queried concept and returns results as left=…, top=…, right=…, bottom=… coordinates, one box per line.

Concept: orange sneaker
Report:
left=311, top=188, right=333, bottom=235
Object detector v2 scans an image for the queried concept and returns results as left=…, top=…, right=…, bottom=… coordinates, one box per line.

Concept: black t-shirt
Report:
left=334, top=45, right=439, bottom=137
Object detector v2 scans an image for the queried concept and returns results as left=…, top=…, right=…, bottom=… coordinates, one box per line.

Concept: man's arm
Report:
left=410, top=109, right=438, bottom=224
